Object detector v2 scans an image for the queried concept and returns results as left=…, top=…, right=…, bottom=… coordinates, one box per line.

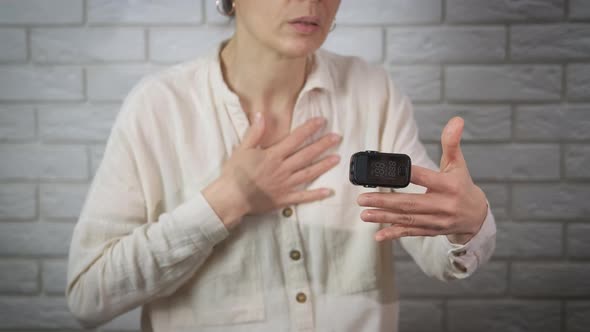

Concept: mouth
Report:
left=288, top=16, right=321, bottom=27
left=288, top=16, right=321, bottom=34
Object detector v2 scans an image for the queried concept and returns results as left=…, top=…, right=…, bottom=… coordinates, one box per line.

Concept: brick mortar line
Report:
left=2, top=19, right=590, bottom=29
left=420, top=140, right=574, bottom=145
left=414, top=101, right=588, bottom=106
left=563, top=222, right=569, bottom=259
left=25, top=27, right=31, bottom=63
left=561, top=142, right=567, bottom=179
left=2, top=61, right=590, bottom=67
left=33, top=144, right=40, bottom=219
left=382, top=23, right=388, bottom=65
left=562, top=63, right=568, bottom=101
left=25, top=60, right=151, bottom=67
left=82, top=0, right=87, bottom=25
left=36, top=259, right=43, bottom=297
left=201, top=0, right=208, bottom=23
left=144, top=28, right=150, bottom=61
left=387, top=60, right=588, bottom=65
left=0, top=179, right=90, bottom=185
left=510, top=217, right=590, bottom=222
left=441, top=63, right=446, bottom=102
left=0, top=100, right=119, bottom=106
left=85, top=146, right=93, bottom=185
left=506, top=24, right=512, bottom=61
left=82, top=66, right=87, bottom=102
left=11, top=22, right=590, bottom=32
left=38, top=99, right=540, bottom=108
left=565, top=62, right=571, bottom=101
left=401, top=295, right=582, bottom=300
left=0, top=59, right=29, bottom=65
left=442, top=298, right=449, bottom=332
left=493, top=256, right=590, bottom=262
left=561, top=299, right=567, bottom=332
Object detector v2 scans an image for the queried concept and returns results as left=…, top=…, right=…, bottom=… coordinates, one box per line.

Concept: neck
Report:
left=219, top=33, right=311, bottom=117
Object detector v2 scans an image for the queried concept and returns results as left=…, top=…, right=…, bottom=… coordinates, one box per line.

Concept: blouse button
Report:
left=282, top=207, right=293, bottom=218
left=453, top=260, right=468, bottom=273
left=289, top=250, right=301, bottom=261
left=296, top=292, right=307, bottom=303
left=453, top=249, right=467, bottom=257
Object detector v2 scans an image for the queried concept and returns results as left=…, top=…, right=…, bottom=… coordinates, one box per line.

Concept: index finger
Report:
left=272, top=117, right=326, bottom=158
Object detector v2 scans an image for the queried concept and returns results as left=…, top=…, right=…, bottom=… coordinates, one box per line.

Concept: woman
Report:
left=66, top=0, right=496, bottom=331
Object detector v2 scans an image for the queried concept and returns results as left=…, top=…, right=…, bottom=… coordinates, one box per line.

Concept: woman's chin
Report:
left=277, top=38, right=324, bottom=58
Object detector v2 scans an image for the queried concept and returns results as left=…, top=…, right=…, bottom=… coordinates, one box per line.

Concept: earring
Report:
left=330, top=20, right=336, bottom=32
left=216, top=0, right=235, bottom=17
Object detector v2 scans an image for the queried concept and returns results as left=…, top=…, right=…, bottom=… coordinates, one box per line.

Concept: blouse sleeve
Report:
left=378, top=69, right=497, bottom=282
left=66, top=79, right=230, bottom=328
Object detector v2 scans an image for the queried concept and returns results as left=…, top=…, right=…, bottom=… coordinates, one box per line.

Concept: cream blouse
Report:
left=66, top=40, right=496, bottom=332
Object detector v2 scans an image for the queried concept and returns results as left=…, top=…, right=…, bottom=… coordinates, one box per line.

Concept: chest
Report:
left=256, top=113, right=293, bottom=149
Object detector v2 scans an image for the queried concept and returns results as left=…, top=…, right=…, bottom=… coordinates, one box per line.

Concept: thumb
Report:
left=440, top=116, right=466, bottom=172
left=241, top=112, right=266, bottom=149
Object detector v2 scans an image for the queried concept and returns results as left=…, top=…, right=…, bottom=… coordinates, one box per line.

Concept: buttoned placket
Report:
left=278, top=91, right=317, bottom=332
left=278, top=203, right=314, bottom=332
left=224, top=96, right=316, bottom=330
left=216, top=49, right=325, bottom=330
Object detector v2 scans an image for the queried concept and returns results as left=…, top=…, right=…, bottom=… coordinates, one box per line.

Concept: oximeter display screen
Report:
left=367, top=155, right=408, bottom=182
left=349, top=150, right=411, bottom=188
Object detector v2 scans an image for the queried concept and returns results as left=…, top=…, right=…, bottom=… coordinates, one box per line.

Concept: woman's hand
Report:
left=358, top=116, right=488, bottom=244
left=203, top=112, right=342, bottom=229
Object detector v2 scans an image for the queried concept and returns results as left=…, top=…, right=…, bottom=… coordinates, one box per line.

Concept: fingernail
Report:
left=322, top=188, right=334, bottom=196
left=375, top=234, right=385, bottom=241
left=330, top=133, right=342, bottom=142
left=360, top=210, right=372, bottom=222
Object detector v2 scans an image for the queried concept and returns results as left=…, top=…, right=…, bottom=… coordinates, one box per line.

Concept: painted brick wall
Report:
left=0, top=0, right=589, bottom=331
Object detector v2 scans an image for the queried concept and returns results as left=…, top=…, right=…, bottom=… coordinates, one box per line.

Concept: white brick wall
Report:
left=0, top=184, right=36, bottom=220
left=337, top=0, right=442, bottom=24
left=386, top=65, right=442, bottom=101
left=31, top=28, right=146, bottom=63
left=446, top=0, right=565, bottom=22
left=0, top=0, right=83, bottom=24
left=0, top=106, right=36, bottom=141
left=0, top=29, right=26, bottom=61
left=149, top=27, right=233, bottom=62
left=387, top=26, right=507, bottom=63
left=322, top=26, right=383, bottom=62
left=87, top=0, right=203, bottom=24
left=568, top=64, right=590, bottom=100
left=446, top=65, right=563, bottom=101
left=0, top=67, right=84, bottom=101
left=86, top=64, right=157, bottom=101
left=0, top=0, right=588, bottom=331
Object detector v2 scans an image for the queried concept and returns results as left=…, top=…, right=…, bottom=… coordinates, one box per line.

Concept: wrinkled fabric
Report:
left=66, top=40, right=496, bottom=332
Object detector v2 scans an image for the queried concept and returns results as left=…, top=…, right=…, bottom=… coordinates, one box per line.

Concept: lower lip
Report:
left=290, top=22, right=320, bottom=34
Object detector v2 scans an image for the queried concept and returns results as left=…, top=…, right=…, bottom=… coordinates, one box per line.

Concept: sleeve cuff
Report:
left=441, top=199, right=497, bottom=278
left=170, top=190, right=230, bottom=249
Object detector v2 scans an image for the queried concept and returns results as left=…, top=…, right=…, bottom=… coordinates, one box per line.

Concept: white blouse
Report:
left=66, top=40, right=496, bottom=332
